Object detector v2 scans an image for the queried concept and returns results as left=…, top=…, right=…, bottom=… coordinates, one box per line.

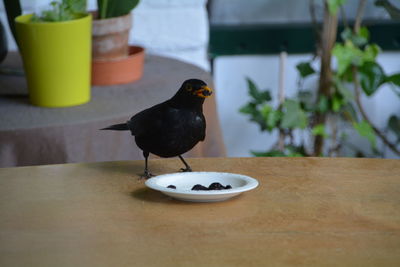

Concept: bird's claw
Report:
left=140, top=170, right=155, bottom=179
left=180, top=167, right=192, bottom=172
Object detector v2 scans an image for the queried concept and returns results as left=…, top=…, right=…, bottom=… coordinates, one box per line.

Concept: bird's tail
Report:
left=100, top=123, right=129, bottom=131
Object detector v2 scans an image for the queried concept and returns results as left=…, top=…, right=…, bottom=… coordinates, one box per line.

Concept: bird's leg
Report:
left=141, top=151, right=154, bottom=179
left=178, top=155, right=192, bottom=172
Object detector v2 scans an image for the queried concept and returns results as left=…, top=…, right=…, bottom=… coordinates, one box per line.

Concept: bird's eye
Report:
left=185, top=84, right=193, bottom=91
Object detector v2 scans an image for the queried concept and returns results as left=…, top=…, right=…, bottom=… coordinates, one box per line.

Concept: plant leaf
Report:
left=386, top=73, right=400, bottom=86
left=281, top=99, right=308, bottom=129
left=363, top=44, right=381, bottom=61
left=312, top=124, right=329, bottom=138
left=251, top=150, right=286, bottom=157
left=246, top=78, right=272, bottom=104
left=333, top=76, right=354, bottom=102
left=332, top=94, right=343, bottom=112
left=317, top=96, right=329, bottom=113
left=298, top=91, right=314, bottom=111
left=328, top=0, right=347, bottom=15
left=98, top=0, right=140, bottom=18
left=353, top=120, right=377, bottom=148
left=296, top=62, right=315, bottom=78
left=340, top=27, right=369, bottom=46
left=358, top=61, right=386, bottom=96
left=239, top=102, right=257, bottom=115
left=388, top=115, right=400, bottom=142
left=340, top=103, right=358, bottom=122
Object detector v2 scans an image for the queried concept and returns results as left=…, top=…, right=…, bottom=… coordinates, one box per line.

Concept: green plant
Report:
left=240, top=0, right=400, bottom=158
left=97, top=0, right=140, bottom=19
left=31, top=0, right=87, bottom=22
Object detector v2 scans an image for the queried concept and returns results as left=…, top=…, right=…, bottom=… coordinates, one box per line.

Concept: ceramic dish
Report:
left=145, top=172, right=259, bottom=202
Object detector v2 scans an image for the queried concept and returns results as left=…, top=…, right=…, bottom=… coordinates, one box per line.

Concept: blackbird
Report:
left=101, top=79, right=212, bottom=178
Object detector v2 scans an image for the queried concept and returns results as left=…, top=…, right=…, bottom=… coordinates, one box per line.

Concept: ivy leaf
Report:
left=340, top=27, right=353, bottom=41
left=341, top=103, right=358, bottom=122
left=281, top=99, right=308, bottom=129
left=298, top=91, right=314, bottom=111
left=388, top=115, right=400, bottom=142
left=332, top=94, right=343, bottom=112
left=332, top=42, right=363, bottom=76
left=251, top=150, right=286, bottom=157
left=261, top=105, right=282, bottom=131
left=239, top=102, right=257, bottom=115
left=386, top=73, right=400, bottom=86
left=333, top=42, right=380, bottom=77
left=317, top=96, right=329, bottom=113
left=333, top=76, right=354, bottom=102
left=328, top=0, right=347, bottom=15
left=296, top=62, right=315, bottom=78
left=358, top=61, right=386, bottom=96
left=341, top=27, right=369, bottom=46
left=246, top=78, right=272, bottom=104
left=363, top=44, right=381, bottom=61
left=353, top=120, right=377, bottom=148
left=247, top=78, right=259, bottom=100
left=312, top=124, right=329, bottom=138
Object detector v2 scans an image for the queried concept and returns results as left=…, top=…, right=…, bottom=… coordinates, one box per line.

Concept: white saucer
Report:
left=145, top=172, right=259, bottom=202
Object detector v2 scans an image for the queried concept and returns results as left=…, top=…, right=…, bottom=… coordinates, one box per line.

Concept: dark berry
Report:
left=208, top=182, right=224, bottom=190
left=191, top=184, right=209, bottom=191
left=225, top=185, right=232, bottom=189
left=167, top=185, right=176, bottom=189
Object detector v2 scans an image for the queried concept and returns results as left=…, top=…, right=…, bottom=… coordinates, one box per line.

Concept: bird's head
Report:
left=171, top=79, right=213, bottom=109
left=181, top=79, right=213, bottom=99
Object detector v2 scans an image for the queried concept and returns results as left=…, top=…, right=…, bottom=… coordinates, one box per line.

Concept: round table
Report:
left=0, top=53, right=225, bottom=167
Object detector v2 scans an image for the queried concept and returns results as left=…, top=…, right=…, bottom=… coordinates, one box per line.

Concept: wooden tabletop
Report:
left=0, top=157, right=399, bottom=266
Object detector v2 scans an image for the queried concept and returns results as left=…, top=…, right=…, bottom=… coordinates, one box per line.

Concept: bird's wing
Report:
left=127, top=102, right=167, bottom=136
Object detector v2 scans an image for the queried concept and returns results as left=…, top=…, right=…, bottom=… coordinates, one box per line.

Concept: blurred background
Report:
left=1, top=0, right=399, bottom=159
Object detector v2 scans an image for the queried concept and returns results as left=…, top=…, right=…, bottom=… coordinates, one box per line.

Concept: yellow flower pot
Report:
left=15, top=14, right=92, bottom=107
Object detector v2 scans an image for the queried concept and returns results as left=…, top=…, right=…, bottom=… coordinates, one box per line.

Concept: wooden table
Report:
left=0, top=157, right=399, bottom=266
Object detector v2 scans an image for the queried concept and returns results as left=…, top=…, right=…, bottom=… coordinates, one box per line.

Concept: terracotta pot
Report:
left=91, top=46, right=145, bottom=86
left=92, top=12, right=132, bottom=60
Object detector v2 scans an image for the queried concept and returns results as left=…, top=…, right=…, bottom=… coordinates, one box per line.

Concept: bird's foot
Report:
left=140, top=170, right=155, bottom=179
left=180, top=167, right=192, bottom=172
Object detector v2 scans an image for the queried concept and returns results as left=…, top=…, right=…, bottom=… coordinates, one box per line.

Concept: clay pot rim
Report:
left=90, top=11, right=132, bottom=23
left=92, top=45, right=145, bottom=64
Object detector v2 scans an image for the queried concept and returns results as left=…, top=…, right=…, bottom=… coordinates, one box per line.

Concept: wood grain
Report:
left=0, top=157, right=399, bottom=266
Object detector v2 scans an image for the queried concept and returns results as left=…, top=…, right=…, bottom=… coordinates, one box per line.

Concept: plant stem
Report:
left=329, top=115, right=338, bottom=156
left=352, top=66, right=400, bottom=156
left=313, top=1, right=338, bottom=156
left=278, top=51, right=287, bottom=151
left=309, top=0, right=321, bottom=57
left=354, top=0, right=367, bottom=33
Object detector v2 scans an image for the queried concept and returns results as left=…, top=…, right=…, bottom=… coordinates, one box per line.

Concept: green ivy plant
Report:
left=240, top=0, right=400, bottom=158
left=97, top=0, right=140, bottom=19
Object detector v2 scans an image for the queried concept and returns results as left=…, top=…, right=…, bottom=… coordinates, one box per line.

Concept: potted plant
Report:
left=5, top=0, right=92, bottom=107
left=15, top=1, right=92, bottom=108
left=91, top=0, right=144, bottom=86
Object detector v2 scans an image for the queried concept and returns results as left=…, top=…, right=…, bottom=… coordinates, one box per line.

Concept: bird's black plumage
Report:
left=101, top=79, right=212, bottom=178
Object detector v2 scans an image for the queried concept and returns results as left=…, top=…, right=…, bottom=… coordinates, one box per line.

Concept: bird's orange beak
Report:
left=195, top=85, right=213, bottom=98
